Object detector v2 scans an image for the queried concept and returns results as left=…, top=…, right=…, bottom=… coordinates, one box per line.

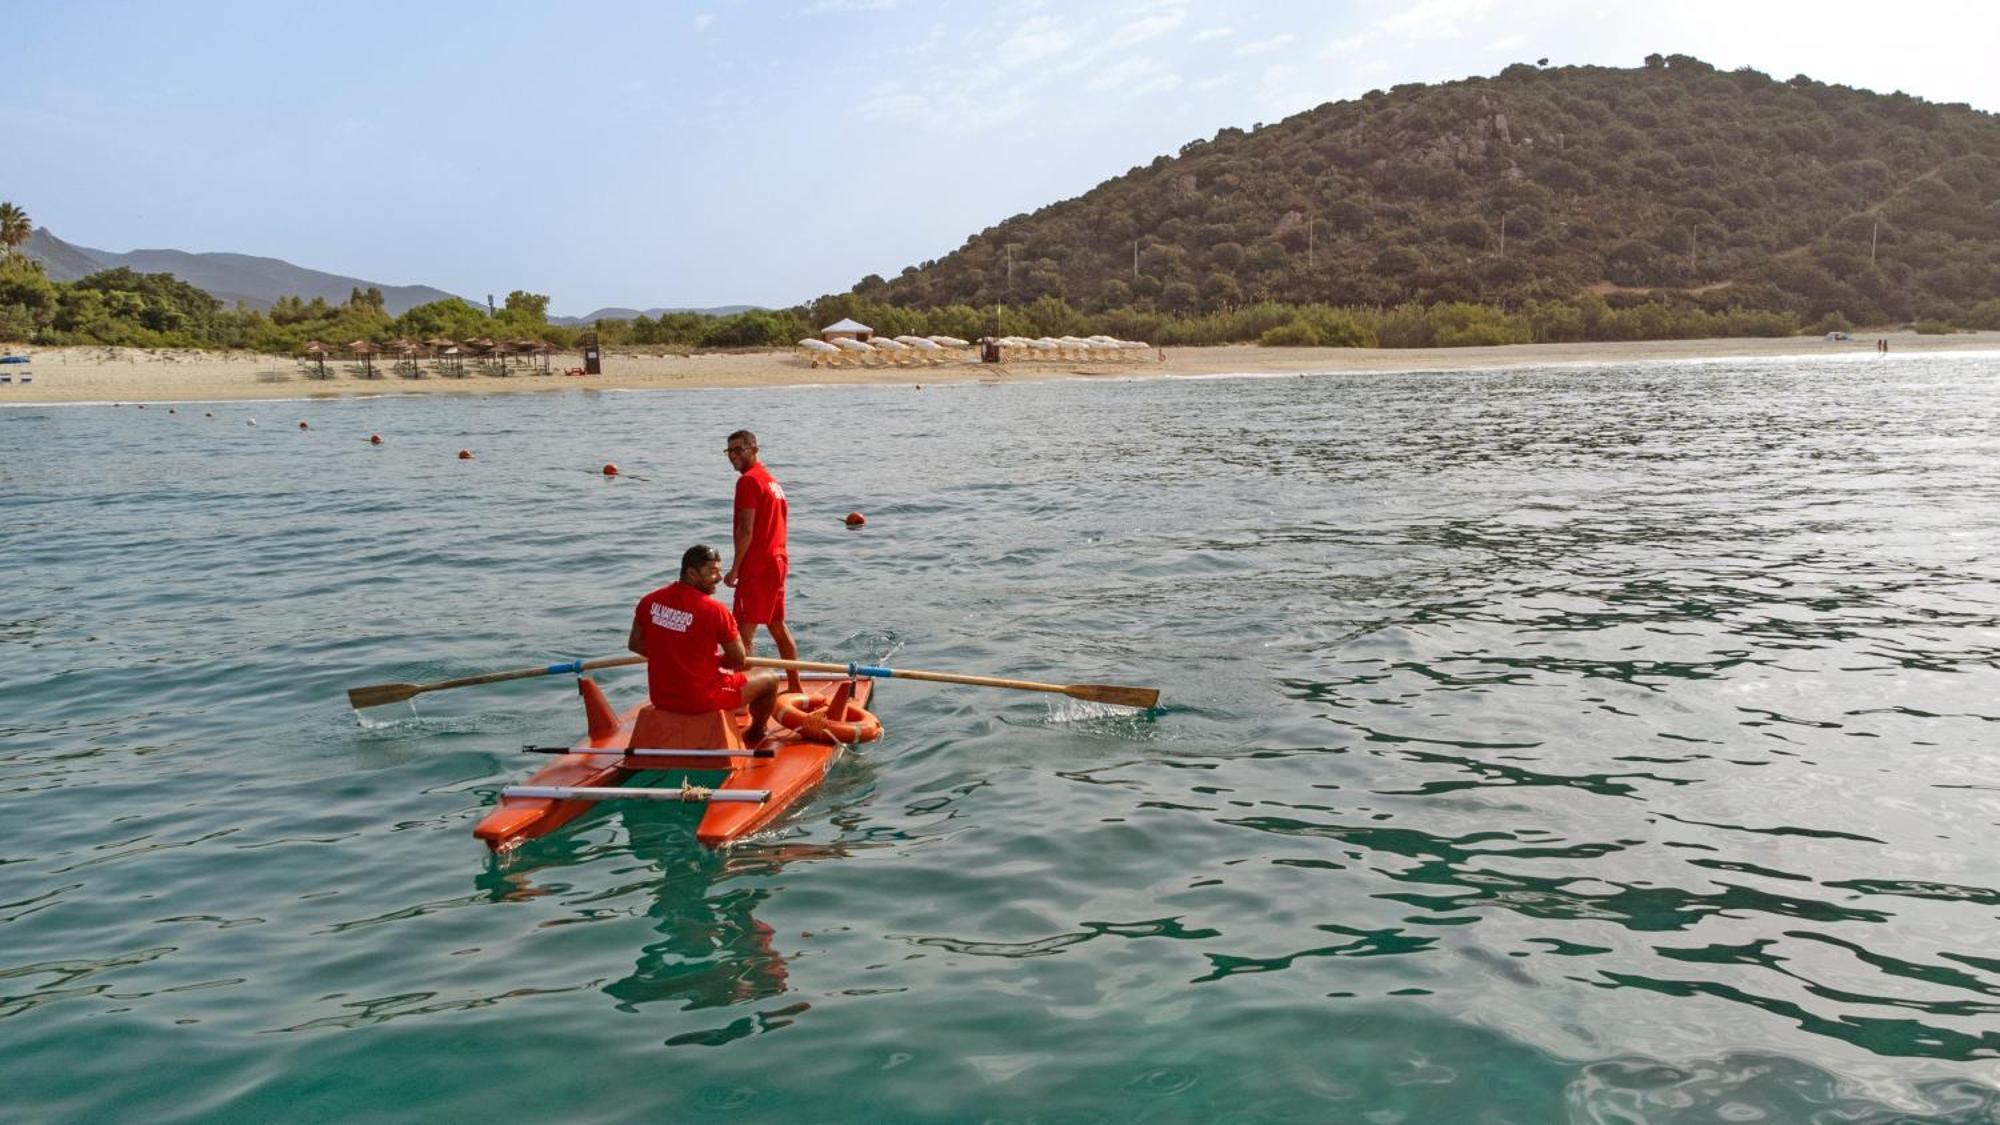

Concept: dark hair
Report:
left=680, top=544, right=721, bottom=575
left=727, top=429, right=756, bottom=448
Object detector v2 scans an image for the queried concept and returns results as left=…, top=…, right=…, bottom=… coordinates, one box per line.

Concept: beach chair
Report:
left=870, top=338, right=913, bottom=366
left=798, top=338, right=843, bottom=368
left=831, top=337, right=875, bottom=365
left=894, top=335, right=944, bottom=364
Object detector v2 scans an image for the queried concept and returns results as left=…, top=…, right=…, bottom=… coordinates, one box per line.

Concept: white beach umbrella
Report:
left=832, top=337, right=873, bottom=352
left=928, top=335, right=970, bottom=348
left=798, top=338, right=839, bottom=353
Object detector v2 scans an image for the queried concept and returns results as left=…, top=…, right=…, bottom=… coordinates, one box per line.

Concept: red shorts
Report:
left=732, top=561, right=787, bottom=626
left=658, top=670, right=747, bottom=714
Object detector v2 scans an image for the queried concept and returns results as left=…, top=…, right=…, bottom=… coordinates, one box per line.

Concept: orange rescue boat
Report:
left=474, top=672, right=877, bottom=850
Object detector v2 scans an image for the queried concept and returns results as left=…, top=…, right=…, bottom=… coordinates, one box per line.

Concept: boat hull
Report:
left=473, top=675, right=874, bottom=850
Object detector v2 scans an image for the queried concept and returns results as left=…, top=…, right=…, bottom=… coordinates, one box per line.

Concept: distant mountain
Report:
left=20, top=229, right=756, bottom=323
left=550, top=305, right=761, bottom=325
left=22, top=229, right=107, bottom=283
left=22, top=228, right=466, bottom=315
left=871, top=56, right=2000, bottom=323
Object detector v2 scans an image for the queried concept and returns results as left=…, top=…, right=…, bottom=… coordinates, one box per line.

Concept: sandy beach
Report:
left=2, top=332, right=1995, bottom=405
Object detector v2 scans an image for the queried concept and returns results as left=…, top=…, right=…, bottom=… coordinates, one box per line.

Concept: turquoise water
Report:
left=3, top=356, right=1998, bottom=1122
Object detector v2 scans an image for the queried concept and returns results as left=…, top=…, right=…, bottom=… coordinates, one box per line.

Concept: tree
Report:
left=503, top=290, right=551, bottom=322
left=0, top=202, right=28, bottom=259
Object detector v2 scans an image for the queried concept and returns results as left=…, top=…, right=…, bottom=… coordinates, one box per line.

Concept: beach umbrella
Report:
left=345, top=339, right=380, bottom=377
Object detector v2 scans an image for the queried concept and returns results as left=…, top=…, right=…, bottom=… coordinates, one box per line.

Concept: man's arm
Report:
left=725, top=507, right=755, bottom=587
left=719, top=633, right=749, bottom=670
left=627, top=618, right=646, bottom=657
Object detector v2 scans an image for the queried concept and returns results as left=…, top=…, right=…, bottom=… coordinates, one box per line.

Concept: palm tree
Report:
left=0, top=203, right=29, bottom=259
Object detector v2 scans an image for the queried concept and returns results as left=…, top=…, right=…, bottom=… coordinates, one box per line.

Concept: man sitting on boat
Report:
left=628, top=544, right=782, bottom=742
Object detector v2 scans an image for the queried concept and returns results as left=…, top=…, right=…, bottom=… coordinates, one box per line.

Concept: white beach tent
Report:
left=820, top=318, right=874, bottom=342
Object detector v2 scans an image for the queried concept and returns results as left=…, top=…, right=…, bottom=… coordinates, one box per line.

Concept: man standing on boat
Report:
left=629, top=544, right=781, bottom=742
left=723, top=430, right=804, bottom=694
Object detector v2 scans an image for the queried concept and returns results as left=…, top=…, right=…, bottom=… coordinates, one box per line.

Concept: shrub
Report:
left=1258, top=320, right=1322, bottom=347
left=1911, top=319, right=1958, bottom=335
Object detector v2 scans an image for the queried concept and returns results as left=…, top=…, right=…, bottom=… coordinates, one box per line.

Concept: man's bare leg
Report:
left=743, top=670, right=779, bottom=743
left=767, top=617, right=803, bottom=694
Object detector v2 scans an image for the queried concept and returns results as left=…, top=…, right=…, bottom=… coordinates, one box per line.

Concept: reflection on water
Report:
left=2, top=357, right=1998, bottom=1118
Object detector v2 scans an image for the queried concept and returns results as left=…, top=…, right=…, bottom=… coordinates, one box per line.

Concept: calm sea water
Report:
left=3, top=355, right=1998, bottom=1122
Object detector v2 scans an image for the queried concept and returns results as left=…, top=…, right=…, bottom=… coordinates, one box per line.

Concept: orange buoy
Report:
left=844, top=511, right=866, bottom=528
left=369, top=434, right=382, bottom=445
left=773, top=686, right=881, bottom=743
left=458, top=449, right=474, bottom=460
left=602, top=463, right=619, bottom=477
left=298, top=421, right=310, bottom=430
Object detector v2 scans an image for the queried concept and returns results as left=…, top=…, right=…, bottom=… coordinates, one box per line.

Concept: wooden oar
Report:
left=748, top=657, right=1159, bottom=710
left=346, top=654, right=645, bottom=710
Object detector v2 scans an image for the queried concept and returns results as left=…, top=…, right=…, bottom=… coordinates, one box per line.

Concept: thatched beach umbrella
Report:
left=300, top=340, right=329, bottom=378
left=346, top=339, right=380, bottom=378
left=388, top=338, right=423, bottom=377
left=420, top=337, right=459, bottom=376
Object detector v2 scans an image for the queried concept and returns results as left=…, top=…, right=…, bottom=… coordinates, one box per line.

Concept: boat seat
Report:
left=630, top=704, right=744, bottom=751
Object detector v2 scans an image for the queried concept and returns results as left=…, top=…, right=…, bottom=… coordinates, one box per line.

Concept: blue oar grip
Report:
left=849, top=663, right=893, bottom=679
left=546, top=660, right=585, bottom=676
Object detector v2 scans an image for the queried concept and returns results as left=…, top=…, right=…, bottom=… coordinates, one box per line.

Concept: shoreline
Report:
left=2, top=332, right=1996, bottom=405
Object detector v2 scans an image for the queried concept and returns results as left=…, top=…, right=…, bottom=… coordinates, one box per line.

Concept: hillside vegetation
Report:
left=865, top=55, right=2000, bottom=329
left=5, top=55, right=1999, bottom=352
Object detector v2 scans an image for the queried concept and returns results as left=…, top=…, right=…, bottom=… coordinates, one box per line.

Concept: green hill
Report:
left=865, top=55, right=2000, bottom=326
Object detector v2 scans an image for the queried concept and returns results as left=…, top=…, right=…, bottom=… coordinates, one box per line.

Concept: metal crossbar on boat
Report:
left=501, top=783, right=771, bottom=804
left=519, top=745, right=775, bottom=759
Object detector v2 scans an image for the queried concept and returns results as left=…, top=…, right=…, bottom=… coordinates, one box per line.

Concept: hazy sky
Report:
left=12, top=1, right=1998, bottom=316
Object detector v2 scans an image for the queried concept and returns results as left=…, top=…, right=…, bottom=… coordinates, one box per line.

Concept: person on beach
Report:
left=628, top=544, right=780, bottom=741
left=723, top=430, right=804, bottom=694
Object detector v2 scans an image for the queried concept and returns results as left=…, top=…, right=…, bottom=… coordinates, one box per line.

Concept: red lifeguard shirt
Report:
left=631, top=580, right=740, bottom=712
left=734, top=462, right=789, bottom=576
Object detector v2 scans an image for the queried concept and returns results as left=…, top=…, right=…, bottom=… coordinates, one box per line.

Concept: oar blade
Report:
left=347, top=682, right=422, bottom=709
left=1066, top=683, right=1160, bottom=710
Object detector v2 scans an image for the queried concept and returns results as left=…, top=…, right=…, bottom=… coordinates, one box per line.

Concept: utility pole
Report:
left=1870, top=219, right=1879, bottom=265
left=1308, top=217, right=1315, bottom=269
left=1133, top=240, right=1139, bottom=279
left=1498, top=213, right=1507, bottom=257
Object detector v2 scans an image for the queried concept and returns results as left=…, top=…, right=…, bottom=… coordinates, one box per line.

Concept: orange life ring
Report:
left=773, top=691, right=882, bottom=743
